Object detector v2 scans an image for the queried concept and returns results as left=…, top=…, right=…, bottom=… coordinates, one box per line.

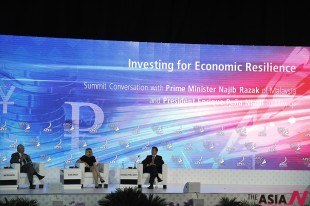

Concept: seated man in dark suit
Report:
left=141, top=146, right=164, bottom=189
left=10, top=144, right=45, bottom=189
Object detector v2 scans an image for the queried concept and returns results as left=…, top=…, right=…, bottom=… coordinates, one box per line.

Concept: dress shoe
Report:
left=100, top=178, right=105, bottom=183
left=95, top=186, right=99, bottom=188
left=37, top=174, right=45, bottom=180
left=29, top=185, right=36, bottom=189
left=147, top=185, right=154, bottom=189
left=157, top=177, right=163, bottom=182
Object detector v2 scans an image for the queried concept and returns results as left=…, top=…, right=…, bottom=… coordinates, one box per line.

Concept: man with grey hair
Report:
left=10, top=144, right=45, bottom=189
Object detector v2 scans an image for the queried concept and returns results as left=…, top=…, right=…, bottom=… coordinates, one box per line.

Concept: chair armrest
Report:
left=98, top=163, right=109, bottom=173
left=74, top=162, right=85, bottom=184
left=137, top=163, right=144, bottom=184
left=75, top=162, right=86, bottom=171
left=33, top=162, right=46, bottom=175
left=137, top=163, right=143, bottom=171
left=11, top=163, right=21, bottom=171
left=98, top=163, right=109, bottom=183
left=162, top=164, right=167, bottom=175
left=137, top=163, right=143, bottom=172
left=162, top=164, right=168, bottom=184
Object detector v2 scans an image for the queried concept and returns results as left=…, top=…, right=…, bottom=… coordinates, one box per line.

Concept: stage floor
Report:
left=1, top=183, right=309, bottom=195
left=1, top=184, right=310, bottom=206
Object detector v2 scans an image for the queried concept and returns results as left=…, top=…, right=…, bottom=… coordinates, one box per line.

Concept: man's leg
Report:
left=21, top=163, right=35, bottom=189
left=148, top=165, right=158, bottom=189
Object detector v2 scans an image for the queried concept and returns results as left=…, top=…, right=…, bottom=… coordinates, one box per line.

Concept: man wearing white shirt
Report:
left=141, top=146, right=164, bottom=189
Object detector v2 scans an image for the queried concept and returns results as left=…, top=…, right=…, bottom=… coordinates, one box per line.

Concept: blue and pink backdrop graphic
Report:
left=0, top=35, right=309, bottom=170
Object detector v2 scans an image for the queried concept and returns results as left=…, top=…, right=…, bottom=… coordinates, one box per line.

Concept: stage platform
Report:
left=1, top=183, right=310, bottom=206
left=1, top=168, right=310, bottom=205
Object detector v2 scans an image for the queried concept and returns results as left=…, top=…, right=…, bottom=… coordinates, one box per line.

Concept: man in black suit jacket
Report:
left=141, top=146, right=164, bottom=189
left=10, top=144, right=45, bottom=189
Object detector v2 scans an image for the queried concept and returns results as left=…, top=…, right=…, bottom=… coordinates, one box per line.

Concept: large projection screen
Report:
left=0, top=35, right=309, bottom=170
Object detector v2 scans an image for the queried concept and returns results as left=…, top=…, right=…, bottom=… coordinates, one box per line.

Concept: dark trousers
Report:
left=144, top=165, right=159, bottom=185
left=20, top=163, right=36, bottom=184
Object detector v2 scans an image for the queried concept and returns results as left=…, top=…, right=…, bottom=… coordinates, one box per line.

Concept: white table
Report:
left=0, top=168, right=18, bottom=190
left=60, top=168, right=82, bottom=189
left=119, top=168, right=138, bottom=188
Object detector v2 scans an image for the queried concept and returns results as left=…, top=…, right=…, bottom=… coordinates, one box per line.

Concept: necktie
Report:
left=20, top=154, right=24, bottom=166
left=20, top=154, right=27, bottom=166
left=152, top=156, right=155, bottom=163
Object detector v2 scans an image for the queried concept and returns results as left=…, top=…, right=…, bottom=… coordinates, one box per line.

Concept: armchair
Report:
left=6, top=163, right=45, bottom=189
left=137, top=163, right=167, bottom=189
left=75, top=162, right=109, bottom=188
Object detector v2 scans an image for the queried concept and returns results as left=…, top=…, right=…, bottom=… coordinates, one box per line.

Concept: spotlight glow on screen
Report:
left=0, top=35, right=309, bottom=170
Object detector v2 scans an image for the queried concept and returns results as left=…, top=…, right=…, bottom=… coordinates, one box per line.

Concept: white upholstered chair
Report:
left=75, top=162, right=109, bottom=188
left=137, top=163, right=167, bottom=189
left=10, top=163, right=45, bottom=189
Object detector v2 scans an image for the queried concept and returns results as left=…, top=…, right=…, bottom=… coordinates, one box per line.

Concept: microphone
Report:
left=134, top=155, right=140, bottom=169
